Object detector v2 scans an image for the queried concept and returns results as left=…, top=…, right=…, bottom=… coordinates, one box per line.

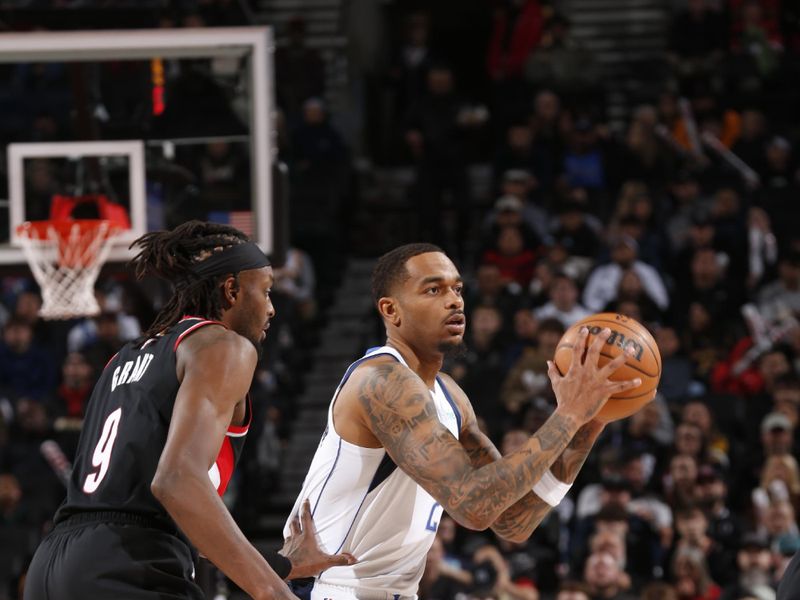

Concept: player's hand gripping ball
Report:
left=553, top=313, right=661, bottom=423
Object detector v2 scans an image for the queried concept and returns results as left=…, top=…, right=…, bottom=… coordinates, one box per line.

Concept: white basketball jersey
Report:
left=283, top=346, right=462, bottom=597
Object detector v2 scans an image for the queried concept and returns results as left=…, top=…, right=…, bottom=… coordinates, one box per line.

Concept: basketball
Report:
left=553, top=313, right=661, bottom=423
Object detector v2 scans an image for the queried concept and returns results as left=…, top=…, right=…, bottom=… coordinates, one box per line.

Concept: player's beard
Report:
left=438, top=339, right=467, bottom=359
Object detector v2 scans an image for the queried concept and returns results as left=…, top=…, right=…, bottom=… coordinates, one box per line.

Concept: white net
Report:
left=16, top=220, right=120, bottom=319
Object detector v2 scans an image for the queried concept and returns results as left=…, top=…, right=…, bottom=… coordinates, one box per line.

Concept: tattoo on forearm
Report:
left=356, top=363, right=577, bottom=529
left=551, top=422, right=600, bottom=484
left=497, top=422, right=602, bottom=540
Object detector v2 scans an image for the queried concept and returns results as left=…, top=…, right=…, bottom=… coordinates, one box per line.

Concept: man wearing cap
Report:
left=722, top=532, right=775, bottom=600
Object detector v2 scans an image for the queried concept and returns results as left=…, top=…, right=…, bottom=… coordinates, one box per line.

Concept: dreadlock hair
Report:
left=370, top=243, right=444, bottom=305
left=129, top=221, right=249, bottom=339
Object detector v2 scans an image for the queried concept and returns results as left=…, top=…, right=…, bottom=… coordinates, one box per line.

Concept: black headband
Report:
left=189, top=242, right=270, bottom=278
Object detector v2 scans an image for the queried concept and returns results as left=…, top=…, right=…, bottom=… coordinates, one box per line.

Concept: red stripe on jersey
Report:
left=173, top=320, right=227, bottom=352
left=227, top=394, right=252, bottom=436
left=215, top=437, right=235, bottom=496
left=103, top=352, right=119, bottom=371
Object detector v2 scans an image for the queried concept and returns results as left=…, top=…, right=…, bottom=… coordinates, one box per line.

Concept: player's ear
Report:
left=221, top=274, right=240, bottom=306
left=377, top=296, right=401, bottom=327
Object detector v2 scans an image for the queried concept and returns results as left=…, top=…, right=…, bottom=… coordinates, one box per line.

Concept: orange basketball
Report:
left=553, top=313, right=661, bottom=423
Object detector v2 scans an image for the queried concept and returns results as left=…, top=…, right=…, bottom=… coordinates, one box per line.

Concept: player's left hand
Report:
left=280, top=499, right=358, bottom=579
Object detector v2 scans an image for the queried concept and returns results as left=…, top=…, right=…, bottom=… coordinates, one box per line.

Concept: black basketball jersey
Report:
left=54, top=316, right=252, bottom=527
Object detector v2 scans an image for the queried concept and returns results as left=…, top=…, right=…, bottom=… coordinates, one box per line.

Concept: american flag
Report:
left=207, top=211, right=255, bottom=238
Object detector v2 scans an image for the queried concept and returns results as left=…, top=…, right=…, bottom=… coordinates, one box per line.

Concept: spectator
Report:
left=503, top=307, right=540, bottom=367
left=405, top=63, right=482, bottom=257
left=695, top=465, right=743, bottom=565
left=620, top=113, right=676, bottom=189
left=666, top=170, right=713, bottom=255
left=487, top=0, right=544, bottom=119
left=757, top=137, right=800, bottom=245
left=757, top=250, right=800, bottom=322
left=671, top=504, right=737, bottom=588
left=274, top=16, right=325, bottom=120
left=534, top=272, right=591, bottom=327
left=759, top=500, right=799, bottom=545
left=501, top=317, right=565, bottom=417
left=675, top=422, right=711, bottom=465
left=481, top=191, right=547, bottom=252
left=673, top=247, right=744, bottom=330
left=472, top=542, right=540, bottom=599
left=480, top=225, right=539, bottom=289
left=760, top=412, right=795, bottom=459
left=558, top=580, right=593, bottom=600
left=0, top=317, right=55, bottom=401
left=550, top=199, right=603, bottom=262
left=464, top=262, right=524, bottom=319
left=729, top=0, right=783, bottom=81
left=274, top=247, right=317, bottom=322
left=606, top=267, right=665, bottom=324
left=194, top=141, right=250, bottom=213
left=387, top=11, right=433, bottom=123
left=623, top=451, right=675, bottom=554
left=524, top=12, right=600, bottom=100
left=667, top=0, right=726, bottom=79
left=656, top=327, right=697, bottom=405
left=66, top=284, right=141, bottom=354
left=747, top=207, right=779, bottom=290
left=582, top=551, right=637, bottom=600
left=419, top=536, right=469, bottom=599
left=582, top=235, right=669, bottom=313
left=641, top=582, right=680, bottom=600
left=53, top=352, right=93, bottom=421
left=753, top=454, right=800, bottom=518
left=80, top=312, right=125, bottom=376
left=290, top=98, right=348, bottom=178
left=498, top=169, right=551, bottom=235
left=573, top=502, right=661, bottom=586
left=453, top=305, right=508, bottom=438
left=562, top=118, right=609, bottom=194
left=682, top=402, right=730, bottom=468
left=494, top=125, right=549, bottom=193
left=670, top=544, right=723, bottom=600
left=731, top=109, right=769, bottom=175
left=717, top=532, right=777, bottom=600
left=664, top=454, right=700, bottom=510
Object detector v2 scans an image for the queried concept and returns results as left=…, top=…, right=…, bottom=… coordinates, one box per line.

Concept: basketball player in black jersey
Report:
left=24, top=222, right=355, bottom=600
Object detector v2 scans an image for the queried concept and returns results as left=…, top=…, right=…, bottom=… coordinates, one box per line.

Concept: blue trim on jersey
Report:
left=335, top=351, right=385, bottom=391
left=311, top=438, right=342, bottom=518
left=321, top=349, right=404, bottom=558
left=333, top=483, right=371, bottom=554
left=436, top=377, right=462, bottom=432
left=367, top=453, right=397, bottom=493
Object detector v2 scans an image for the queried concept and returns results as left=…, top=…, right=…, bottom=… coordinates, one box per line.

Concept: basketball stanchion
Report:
left=15, top=219, right=123, bottom=319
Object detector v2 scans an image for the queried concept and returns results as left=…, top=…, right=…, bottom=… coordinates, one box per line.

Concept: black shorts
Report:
left=24, top=511, right=204, bottom=600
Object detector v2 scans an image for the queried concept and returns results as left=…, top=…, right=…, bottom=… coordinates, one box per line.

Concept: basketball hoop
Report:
left=16, top=220, right=123, bottom=319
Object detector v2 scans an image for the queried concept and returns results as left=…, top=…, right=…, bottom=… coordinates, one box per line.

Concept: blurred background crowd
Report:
left=1, top=0, right=800, bottom=599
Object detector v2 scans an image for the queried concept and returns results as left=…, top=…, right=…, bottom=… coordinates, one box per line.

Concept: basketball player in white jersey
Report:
left=285, top=243, right=640, bottom=599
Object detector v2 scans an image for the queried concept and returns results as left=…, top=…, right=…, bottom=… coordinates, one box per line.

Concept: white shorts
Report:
left=311, top=581, right=417, bottom=600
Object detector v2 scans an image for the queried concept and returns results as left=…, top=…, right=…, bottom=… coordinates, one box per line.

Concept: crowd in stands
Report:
left=1, top=1, right=800, bottom=600
left=368, top=1, right=800, bottom=599
left=0, top=4, right=326, bottom=598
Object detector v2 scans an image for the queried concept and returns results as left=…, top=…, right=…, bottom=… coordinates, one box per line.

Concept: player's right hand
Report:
left=546, top=327, right=641, bottom=425
left=280, top=499, right=358, bottom=580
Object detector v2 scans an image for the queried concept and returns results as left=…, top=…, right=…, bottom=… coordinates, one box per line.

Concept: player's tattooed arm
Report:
left=460, top=415, right=604, bottom=542
left=355, top=329, right=634, bottom=531
left=354, top=360, right=580, bottom=531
